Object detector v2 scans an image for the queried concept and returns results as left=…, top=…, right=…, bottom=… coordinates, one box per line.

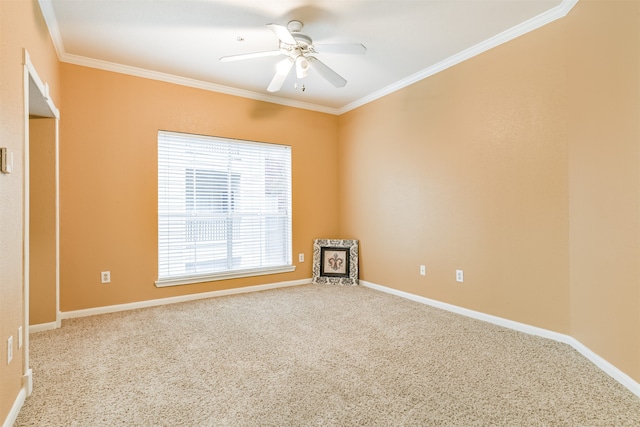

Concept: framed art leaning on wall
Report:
left=312, top=239, right=359, bottom=286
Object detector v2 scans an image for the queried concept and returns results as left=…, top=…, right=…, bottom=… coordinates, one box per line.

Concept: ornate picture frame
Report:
left=312, top=239, right=359, bottom=286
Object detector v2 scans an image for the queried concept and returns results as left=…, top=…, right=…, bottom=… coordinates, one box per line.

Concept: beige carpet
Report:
left=15, top=284, right=640, bottom=426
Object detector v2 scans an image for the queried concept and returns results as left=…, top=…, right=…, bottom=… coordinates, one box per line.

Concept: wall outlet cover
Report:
left=101, top=271, right=111, bottom=283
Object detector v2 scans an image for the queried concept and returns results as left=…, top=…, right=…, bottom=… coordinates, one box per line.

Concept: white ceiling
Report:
left=38, top=0, right=576, bottom=114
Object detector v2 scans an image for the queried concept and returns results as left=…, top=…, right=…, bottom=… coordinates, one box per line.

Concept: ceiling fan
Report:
left=220, top=20, right=366, bottom=92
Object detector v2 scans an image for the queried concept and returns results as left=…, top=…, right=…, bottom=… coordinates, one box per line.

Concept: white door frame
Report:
left=22, top=49, right=60, bottom=395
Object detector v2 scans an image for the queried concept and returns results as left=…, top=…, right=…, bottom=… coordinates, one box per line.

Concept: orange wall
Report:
left=0, top=0, right=60, bottom=424
left=566, top=0, right=640, bottom=381
left=4, top=2, right=640, bottom=423
left=339, top=0, right=640, bottom=382
left=29, top=117, right=58, bottom=325
left=339, top=11, right=570, bottom=332
left=59, top=64, right=340, bottom=311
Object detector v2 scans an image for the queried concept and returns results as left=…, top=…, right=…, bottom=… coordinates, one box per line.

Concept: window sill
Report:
left=155, top=265, right=296, bottom=288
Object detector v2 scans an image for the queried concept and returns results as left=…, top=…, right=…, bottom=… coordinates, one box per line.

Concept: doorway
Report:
left=22, top=49, right=60, bottom=394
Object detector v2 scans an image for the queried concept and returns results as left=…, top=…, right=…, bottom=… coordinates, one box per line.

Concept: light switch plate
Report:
left=1, top=148, right=10, bottom=174
left=7, top=336, right=13, bottom=364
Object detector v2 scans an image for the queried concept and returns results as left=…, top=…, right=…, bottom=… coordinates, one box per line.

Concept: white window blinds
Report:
left=156, top=131, right=293, bottom=287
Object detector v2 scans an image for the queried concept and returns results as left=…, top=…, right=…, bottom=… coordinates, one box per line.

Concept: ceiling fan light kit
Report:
left=220, top=20, right=366, bottom=93
left=295, top=56, right=310, bottom=79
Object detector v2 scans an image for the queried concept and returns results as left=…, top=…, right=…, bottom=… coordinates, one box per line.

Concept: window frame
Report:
left=155, top=131, right=294, bottom=288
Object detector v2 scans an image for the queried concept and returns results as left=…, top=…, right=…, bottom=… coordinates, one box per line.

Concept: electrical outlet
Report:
left=420, top=265, right=426, bottom=276
left=101, top=271, right=111, bottom=284
left=456, top=270, right=464, bottom=283
left=298, top=253, right=304, bottom=262
left=7, top=336, right=13, bottom=364
left=18, top=326, right=23, bottom=349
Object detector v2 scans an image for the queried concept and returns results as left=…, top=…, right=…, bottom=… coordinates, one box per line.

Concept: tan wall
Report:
left=339, top=0, right=640, bottom=382
left=566, top=0, right=640, bottom=381
left=0, top=0, right=60, bottom=423
left=29, top=117, right=58, bottom=325
left=59, top=63, right=340, bottom=311
left=339, top=13, right=570, bottom=332
left=3, top=1, right=640, bottom=423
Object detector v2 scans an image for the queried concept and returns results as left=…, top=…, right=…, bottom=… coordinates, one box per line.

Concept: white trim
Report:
left=337, top=0, right=579, bottom=114
left=565, top=336, right=640, bottom=397
left=155, top=265, right=297, bottom=287
left=36, top=0, right=336, bottom=114
left=54, top=118, right=61, bottom=329
left=23, top=368, right=33, bottom=397
left=360, top=280, right=640, bottom=399
left=1, top=369, right=33, bottom=427
left=29, top=321, right=59, bottom=334
left=62, top=53, right=339, bottom=115
left=2, top=387, right=26, bottom=427
left=36, top=0, right=579, bottom=116
left=22, top=50, right=61, bottom=409
left=22, top=49, right=32, bottom=402
left=23, top=52, right=60, bottom=119
left=360, top=281, right=565, bottom=341
left=62, top=278, right=311, bottom=320
left=68, top=52, right=341, bottom=115
left=37, top=0, right=65, bottom=60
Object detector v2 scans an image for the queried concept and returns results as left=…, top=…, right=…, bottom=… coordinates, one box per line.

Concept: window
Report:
left=156, top=131, right=293, bottom=287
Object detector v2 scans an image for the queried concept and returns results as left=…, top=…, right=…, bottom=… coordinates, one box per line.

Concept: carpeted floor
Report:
left=14, top=284, right=640, bottom=426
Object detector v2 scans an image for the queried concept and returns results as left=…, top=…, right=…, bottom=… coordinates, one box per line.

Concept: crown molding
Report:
left=337, top=0, right=579, bottom=114
left=59, top=53, right=339, bottom=115
left=38, top=0, right=578, bottom=116
left=36, top=1, right=339, bottom=115
left=38, top=0, right=65, bottom=59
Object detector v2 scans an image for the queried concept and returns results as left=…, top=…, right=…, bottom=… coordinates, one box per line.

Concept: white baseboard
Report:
left=29, top=278, right=640, bottom=401
left=23, top=369, right=33, bottom=397
left=360, top=280, right=640, bottom=399
left=3, top=386, right=26, bottom=427
left=61, top=278, right=311, bottom=320
left=565, top=335, right=640, bottom=397
left=30, top=320, right=59, bottom=333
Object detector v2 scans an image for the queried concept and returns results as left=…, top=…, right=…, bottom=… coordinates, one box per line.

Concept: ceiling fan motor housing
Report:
left=292, top=33, right=312, bottom=47
left=285, top=20, right=313, bottom=48
left=287, top=20, right=304, bottom=32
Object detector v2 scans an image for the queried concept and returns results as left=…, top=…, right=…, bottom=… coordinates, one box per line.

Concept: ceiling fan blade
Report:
left=267, top=57, right=294, bottom=92
left=267, top=23, right=297, bottom=45
left=308, top=57, right=347, bottom=88
left=220, top=50, right=282, bottom=62
left=314, top=43, right=367, bottom=55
